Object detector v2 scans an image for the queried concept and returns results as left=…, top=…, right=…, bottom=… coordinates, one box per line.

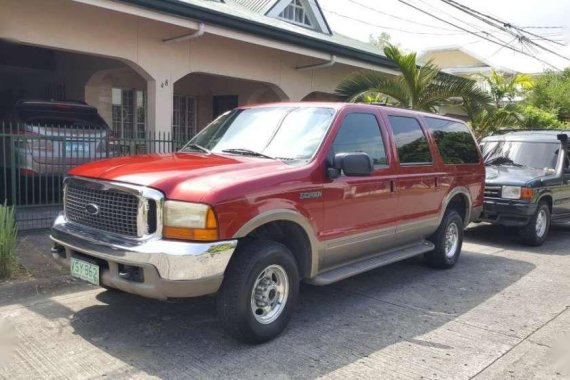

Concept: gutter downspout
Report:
left=163, top=22, right=205, bottom=44
left=296, top=55, right=336, bottom=71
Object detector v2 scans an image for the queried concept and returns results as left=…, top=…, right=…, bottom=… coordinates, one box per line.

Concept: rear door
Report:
left=322, top=110, right=398, bottom=269
left=386, top=113, right=444, bottom=243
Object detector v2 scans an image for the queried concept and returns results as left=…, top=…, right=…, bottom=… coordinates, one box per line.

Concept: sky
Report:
left=319, top=0, right=570, bottom=73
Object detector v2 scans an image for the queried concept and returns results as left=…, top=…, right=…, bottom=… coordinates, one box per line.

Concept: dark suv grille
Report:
left=484, top=185, right=502, bottom=198
left=65, top=182, right=141, bottom=237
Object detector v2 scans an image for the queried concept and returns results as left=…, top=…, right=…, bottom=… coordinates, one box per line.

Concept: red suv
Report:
left=51, top=103, right=484, bottom=343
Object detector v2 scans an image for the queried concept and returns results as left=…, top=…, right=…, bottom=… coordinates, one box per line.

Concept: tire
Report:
left=518, top=201, right=550, bottom=246
left=426, top=209, right=464, bottom=269
left=217, top=240, right=299, bottom=344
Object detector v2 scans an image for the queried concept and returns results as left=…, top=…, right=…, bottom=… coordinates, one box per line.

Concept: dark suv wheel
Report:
left=217, top=240, right=299, bottom=344
left=426, top=209, right=464, bottom=269
left=519, top=201, right=550, bottom=246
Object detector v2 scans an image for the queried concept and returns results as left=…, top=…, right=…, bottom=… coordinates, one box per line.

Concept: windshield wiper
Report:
left=485, top=156, right=523, bottom=167
left=222, top=148, right=274, bottom=159
left=181, top=143, right=210, bottom=154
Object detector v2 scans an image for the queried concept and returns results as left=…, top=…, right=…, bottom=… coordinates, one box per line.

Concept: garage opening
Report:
left=0, top=40, right=153, bottom=229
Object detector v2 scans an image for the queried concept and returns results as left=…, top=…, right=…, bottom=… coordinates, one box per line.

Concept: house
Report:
left=418, top=46, right=517, bottom=92
left=0, top=0, right=399, bottom=140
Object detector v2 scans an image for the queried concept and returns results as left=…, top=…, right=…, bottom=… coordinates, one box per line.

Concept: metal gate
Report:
left=0, top=122, right=187, bottom=230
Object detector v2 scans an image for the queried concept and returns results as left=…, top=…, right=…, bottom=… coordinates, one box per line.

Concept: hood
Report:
left=68, top=153, right=294, bottom=201
left=485, top=165, right=554, bottom=186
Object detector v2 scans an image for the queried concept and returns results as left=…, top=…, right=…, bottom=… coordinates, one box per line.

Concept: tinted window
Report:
left=332, top=113, right=387, bottom=165
left=425, top=117, right=479, bottom=164
left=388, top=116, right=432, bottom=164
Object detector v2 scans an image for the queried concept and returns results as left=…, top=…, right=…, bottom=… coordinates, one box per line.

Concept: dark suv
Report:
left=479, top=130, right=570, bottom=246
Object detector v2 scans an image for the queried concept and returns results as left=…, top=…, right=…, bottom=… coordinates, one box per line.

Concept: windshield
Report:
left=181, top=106, right=336, bottom=161
left=481, top=141, right=560, bottom=170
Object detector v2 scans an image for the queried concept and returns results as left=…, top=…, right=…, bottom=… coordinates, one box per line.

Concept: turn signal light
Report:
left=521, top=187, right=534, bottom=200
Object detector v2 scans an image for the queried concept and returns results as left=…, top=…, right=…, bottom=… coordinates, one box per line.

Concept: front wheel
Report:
left=519, top=201, right=550, bottom=246
left=217, top=240, right=299, bottom=344
left=426, top=209, right=464, bottom=269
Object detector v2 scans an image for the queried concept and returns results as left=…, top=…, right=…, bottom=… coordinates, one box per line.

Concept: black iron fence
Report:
left=0, top=122, right=191, bottom=230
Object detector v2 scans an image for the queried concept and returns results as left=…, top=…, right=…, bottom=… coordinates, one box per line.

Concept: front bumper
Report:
left=479, top=198, right=537, bottom=227
left=50, top=213, right=238, bottom=300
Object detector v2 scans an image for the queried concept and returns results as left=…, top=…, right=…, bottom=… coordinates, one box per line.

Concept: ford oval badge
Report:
left=85, top=203, right=100, bottom=216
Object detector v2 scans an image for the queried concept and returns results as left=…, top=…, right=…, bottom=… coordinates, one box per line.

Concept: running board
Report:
left=308, top=240, right=435, bottom=286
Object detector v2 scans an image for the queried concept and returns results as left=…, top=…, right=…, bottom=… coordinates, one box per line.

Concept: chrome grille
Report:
left=484, top=185, right=502, bottom=198
left=65, top=182, right=141, bottom=237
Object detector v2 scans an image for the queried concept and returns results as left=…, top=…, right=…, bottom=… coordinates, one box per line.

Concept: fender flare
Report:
left=233, top=209, right=321, bottom=277
left=439, top=187, right=473, bottom=226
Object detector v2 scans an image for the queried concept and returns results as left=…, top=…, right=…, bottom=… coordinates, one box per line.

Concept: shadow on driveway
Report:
left=18, top=248, right=535, bottom=379
left=465, top=222, right=570, bottom=256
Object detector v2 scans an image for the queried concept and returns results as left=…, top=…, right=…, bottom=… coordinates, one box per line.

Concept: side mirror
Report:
left=333, top=152, right=373, bottom=177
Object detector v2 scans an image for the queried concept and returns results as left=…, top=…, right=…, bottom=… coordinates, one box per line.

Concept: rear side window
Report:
left=425, top=117, right=480, bottom=164
left=333, top=113, right=387, bottom=165
left=388, top=116, right=432, bottom=164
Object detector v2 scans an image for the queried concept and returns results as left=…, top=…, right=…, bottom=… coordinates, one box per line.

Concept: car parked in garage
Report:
left=51, top=103, right=485, bottom=343
left=0, top=99, right=112, bottom=203
left=0, top=99, right=112, bottom=177
left=479, top=130, right=570, bottom=246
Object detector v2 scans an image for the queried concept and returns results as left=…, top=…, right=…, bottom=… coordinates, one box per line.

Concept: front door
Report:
left=322, top=111, right=398, bottom=269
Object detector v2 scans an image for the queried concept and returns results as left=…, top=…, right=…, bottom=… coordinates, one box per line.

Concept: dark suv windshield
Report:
left=481, top=141, right=560, bottom=170
left=181, top=106, right=336, bottom=160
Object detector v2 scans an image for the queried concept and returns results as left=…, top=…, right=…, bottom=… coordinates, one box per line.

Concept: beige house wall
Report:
left=423, top=50, right=484, bottom=70
left=1, top=0, right=394, bottom=134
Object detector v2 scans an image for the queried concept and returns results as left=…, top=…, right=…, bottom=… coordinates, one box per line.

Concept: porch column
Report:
left=147, top=79, right=173, bottom=136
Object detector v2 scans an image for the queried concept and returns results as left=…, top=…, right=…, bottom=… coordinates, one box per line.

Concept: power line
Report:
left=439, top=0, right=570, bottom=61
left=322, top=8, right=470, bottom=36
left=395, top=0, right=561, bottom=69
left=345, top=0, right=461, bottom=33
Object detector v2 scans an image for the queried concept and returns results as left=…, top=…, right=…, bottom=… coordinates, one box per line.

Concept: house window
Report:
left=173, top=95, right=197, bottom=144
left=112, top=88, right=146, bottom=138
left=279, top=0, right=313, bottom=28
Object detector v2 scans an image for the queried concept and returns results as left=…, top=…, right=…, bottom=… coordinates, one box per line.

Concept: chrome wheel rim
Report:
left=250, top=264, right=289, bottom=325
left=535, top=209, right=548, bottom=238
left=444, top=222, right=459, bottom=258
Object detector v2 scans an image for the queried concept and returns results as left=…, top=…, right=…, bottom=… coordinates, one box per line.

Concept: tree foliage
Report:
left=528, top=68, right=570, bottom=121
left=481, top=69, right=534, bottom=106
left=336, top=44, right=491, bottom=112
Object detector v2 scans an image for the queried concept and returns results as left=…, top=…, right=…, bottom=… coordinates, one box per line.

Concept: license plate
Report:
left=70, top=257, right=100, bottom=286
left=65, top=141, right=90, bottom=156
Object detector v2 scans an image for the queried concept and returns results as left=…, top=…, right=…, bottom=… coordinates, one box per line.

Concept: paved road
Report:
left=0, top=224, right=569, bottom=379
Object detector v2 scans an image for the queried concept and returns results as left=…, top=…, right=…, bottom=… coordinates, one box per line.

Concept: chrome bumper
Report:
left=50, top=213, right=238, bottom=299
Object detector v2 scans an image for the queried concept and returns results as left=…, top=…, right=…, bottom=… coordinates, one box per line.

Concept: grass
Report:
left=0, top=202, right=18, bottom=280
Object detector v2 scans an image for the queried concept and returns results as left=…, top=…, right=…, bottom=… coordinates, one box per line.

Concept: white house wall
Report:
left=1, top=0, right=388, bottom=134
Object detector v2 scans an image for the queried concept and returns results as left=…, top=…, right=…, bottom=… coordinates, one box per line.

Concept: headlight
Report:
left=163, top=201, right=218, bottom=241
left=502, top=186, right=521, bottom=199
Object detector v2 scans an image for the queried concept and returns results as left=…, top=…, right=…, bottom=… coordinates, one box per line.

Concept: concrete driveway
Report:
left=0, top=224, right=569, bottom=379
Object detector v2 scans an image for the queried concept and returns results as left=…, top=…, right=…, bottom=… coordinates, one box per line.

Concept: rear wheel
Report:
left=519, top=201, right=550, bottom=246
left=426, top=209, right=464, bottom=269
left=217, top=240, right=299, bottom=344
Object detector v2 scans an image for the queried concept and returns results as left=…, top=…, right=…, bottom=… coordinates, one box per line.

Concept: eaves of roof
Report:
left=117, top=0, right=399, bottom=70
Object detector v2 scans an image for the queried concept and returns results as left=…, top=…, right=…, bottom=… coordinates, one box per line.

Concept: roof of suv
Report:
left=238, top=102, right=466, bottom=124
left=482, top=130, right=570, bottom=143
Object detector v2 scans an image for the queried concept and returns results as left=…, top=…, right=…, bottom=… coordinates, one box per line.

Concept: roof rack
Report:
left=491, top=128, right=570, bottom=135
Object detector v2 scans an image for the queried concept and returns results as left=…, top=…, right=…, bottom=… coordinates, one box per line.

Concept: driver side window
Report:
left=332, top=113, right=387, bottom=166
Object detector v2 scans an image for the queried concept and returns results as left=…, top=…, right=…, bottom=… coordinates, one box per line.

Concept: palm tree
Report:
left=481, top=69, right=534, bottom=106
left=336, top=44, right=491, bottom=112
left=463, top=100, right=521, bottom=138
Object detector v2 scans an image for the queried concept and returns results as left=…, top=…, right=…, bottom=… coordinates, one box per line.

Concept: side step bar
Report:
left=307, top=240, right=435, bottom=286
